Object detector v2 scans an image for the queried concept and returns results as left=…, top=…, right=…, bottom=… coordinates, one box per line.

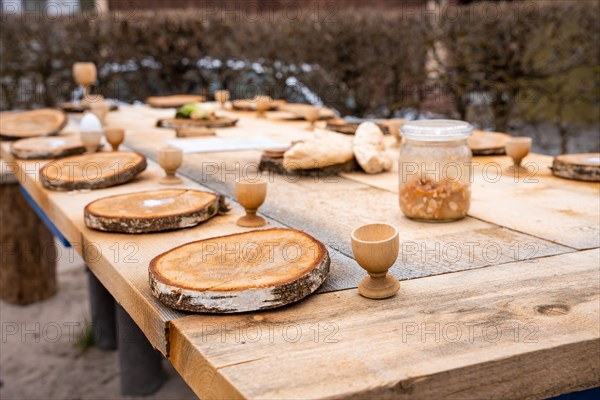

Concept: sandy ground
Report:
left=0, top=242, right=197, bottom=400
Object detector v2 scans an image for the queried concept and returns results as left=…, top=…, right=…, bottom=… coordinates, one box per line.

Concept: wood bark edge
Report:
left=39, top=154, right=147, bottom=191
left=552, top=156, right=600, bottom=182
left=84, top=194, right=228, bottom=234
left=150, top=253, right=330, bottom=313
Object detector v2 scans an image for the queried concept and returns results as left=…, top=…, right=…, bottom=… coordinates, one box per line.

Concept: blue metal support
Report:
left=18, top=185, right=71, bottom=248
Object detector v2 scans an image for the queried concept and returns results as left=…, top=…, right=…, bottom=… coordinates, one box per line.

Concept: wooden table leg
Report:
left=86, top=268, right=117, bottom=350
left=0, top=180, right=57, bottom=304
left=116, top=303, right=167, bottom=396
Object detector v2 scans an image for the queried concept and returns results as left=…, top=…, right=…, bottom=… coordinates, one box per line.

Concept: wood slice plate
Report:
left=85, top=189, right=227, bottom=233
left=40, top=151, right=147, bottom=191
left=231, top=98, right=283, bottom=111
left=146, top=95, right=206, bottom=108
left=0, top=109, right=68, bottom=140
left=552, top=153, right=600, bottom=182
left=259, top=154, right=359, bottom=176
left=278, top=104, right=336, bottom=120
left=10, top=136, right=87, bottom=159
left=58, top=102, right=119, bottom=113
left=175, top=127, right=216, bottom=137
left=149, top=228, right=330, bottom=313
left=157, top=117, right=238, bottom=129
left=326, top=118, right=359, bottom=134
left=325, top=118, right=396, bottom=135
left=468, top=131, right=511, bottom=155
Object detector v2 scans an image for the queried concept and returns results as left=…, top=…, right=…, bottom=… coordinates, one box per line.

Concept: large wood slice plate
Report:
left=157, top=117, right=238, bottom=129
left=146, top=95, right=206, bottom=108
left=468, top=130, right=511, bottom=156
left=85, top=189, right=227, bottom=233
left=278, top=103, right=336, bottom=120
left=231, top=98, right=283, bottom=111
left=325, top=118, right=400, bottom=135
left=326, top=118, right=357, bottom=134
left=10, top=136, right=87, bottom=159
left=58, top=102, right=119, bottom=113
left=0, top=109, right=68, bottom=140
left=149, top=228, right=330, bottom=313
left=552, top=153, right=600, bottom=182
left=259, top=153, right=359, bottom=177
left=40, top=151, right=147, bottom=191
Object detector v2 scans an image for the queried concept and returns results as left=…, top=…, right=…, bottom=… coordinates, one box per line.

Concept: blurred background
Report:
left=1, top=0, right=598, bottom=154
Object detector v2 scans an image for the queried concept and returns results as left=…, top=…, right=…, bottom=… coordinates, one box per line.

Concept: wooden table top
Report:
left=1, top=104, right=598, bottom=399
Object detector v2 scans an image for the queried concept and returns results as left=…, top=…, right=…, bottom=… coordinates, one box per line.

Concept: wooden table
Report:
left=2, top=105, right=598, bottom=399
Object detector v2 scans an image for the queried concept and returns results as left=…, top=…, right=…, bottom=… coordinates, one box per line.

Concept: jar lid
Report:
left=401, top=119, right=473, bottom=141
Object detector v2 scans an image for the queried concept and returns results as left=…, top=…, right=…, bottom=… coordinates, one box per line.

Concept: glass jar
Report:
left=399, top=120, right=473, bottom=222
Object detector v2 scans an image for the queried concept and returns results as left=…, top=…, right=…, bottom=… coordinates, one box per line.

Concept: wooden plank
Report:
left=113, top=106, right=574, bottom=286
left=0, top=141, right=357, bottom=350
left=341, top=151, right=600, bottom=250
left=1, top=144, right=183, bottom=354
left=2, top=106, right=598, bottom=399
left=169, top=249, right=600, bottom=400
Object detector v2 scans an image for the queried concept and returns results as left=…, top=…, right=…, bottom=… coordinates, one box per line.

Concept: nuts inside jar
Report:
left=399, top=177, right=470, bottom=221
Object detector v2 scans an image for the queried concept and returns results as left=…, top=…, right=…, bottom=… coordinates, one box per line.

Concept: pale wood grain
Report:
left=0, top=141, right=354, bottom=352
left=170, top=249, right=600, bottom=400
left=3, top=106, right=598, bottom=399
left=341, top=152, right=600, bottom=250
left=114, top=106, right=574, bottom=284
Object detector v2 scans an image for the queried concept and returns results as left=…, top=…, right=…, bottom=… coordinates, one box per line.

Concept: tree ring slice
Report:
left=149, top=228, right=330, bottom=313
left=85, top=189, right=222, bottom=233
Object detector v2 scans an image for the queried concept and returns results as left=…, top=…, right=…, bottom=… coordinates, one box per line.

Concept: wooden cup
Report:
left=158, top=146, right=183, bottom=185
left=385, top=120, right=403, bottom=146
left=304, top=107, right=321, bottom=131
left=351, top=223, right=400, bottom=299
left=256, top=96, right=270, bottom=118
left=235, top=178, right=267, bottom=227
left=104, top=128, right=125, bottom=151
left=89, top=101, right=110, bottom=126
left=505, top=137, right=532, bottom=169
left=73, top=62, right=97, bottom=103
left=215, top=90, right=230, bottom=109
left=80, top=130, right=103, bottom=154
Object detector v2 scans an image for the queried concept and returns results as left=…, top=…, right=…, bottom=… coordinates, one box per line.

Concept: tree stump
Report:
left=0, top=166, right=57, bottom=304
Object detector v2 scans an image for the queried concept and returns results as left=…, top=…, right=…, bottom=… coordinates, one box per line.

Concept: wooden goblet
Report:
left=304, top=107, right=320, bottom=131
left=351, top=223, right=400, bottom=299
left=89, top=101, right=110, bottom=126
left=215, top=90, right=230, bottom=109
left=385, top=120, right=403, bottom=146
left=158, top=146, right=183, bottom=185
left=235, top=178, right=267, bottom=227
left=255, top=96, right=270, bottom=118
left=505, top=137, right=532, bottom=169
left=80, top=130, right=102, bottom=154
left=104, top=128, right=125, bottom=151
left=73, top=62, right=97, bottom=104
